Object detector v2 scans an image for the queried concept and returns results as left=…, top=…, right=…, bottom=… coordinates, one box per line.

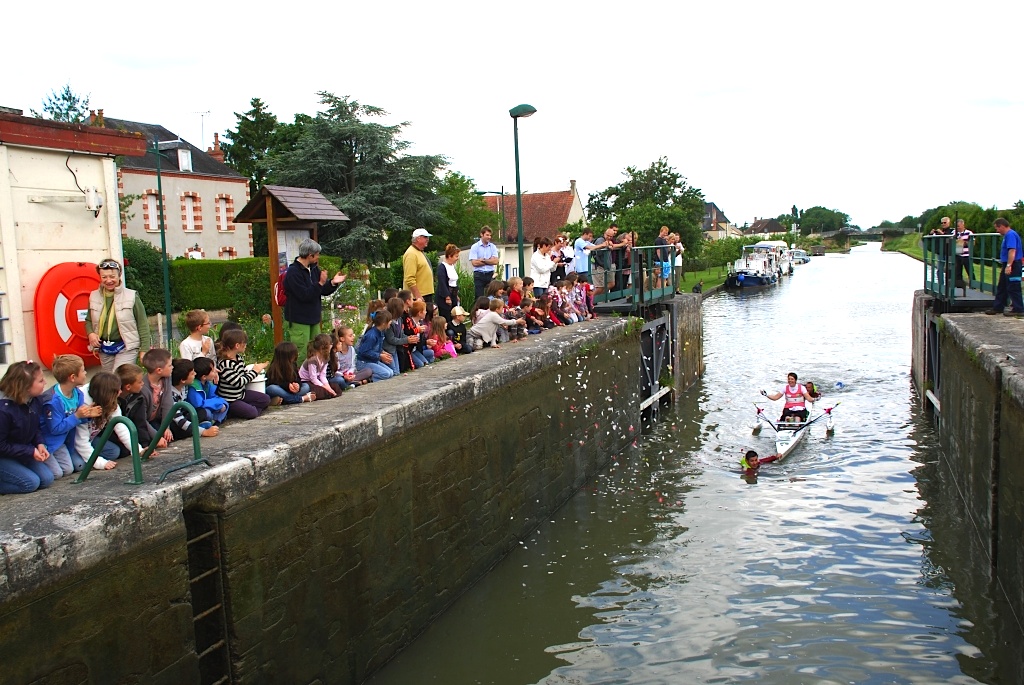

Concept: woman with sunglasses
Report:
left=85, top=258, right=152, bottom=372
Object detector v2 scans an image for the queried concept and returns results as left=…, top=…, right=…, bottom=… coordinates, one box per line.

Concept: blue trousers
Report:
left=356, top=359, right=394, bottom=382
left=266, top=382, right=312, bottom=404
left=0, top=457, right=54, bottom=494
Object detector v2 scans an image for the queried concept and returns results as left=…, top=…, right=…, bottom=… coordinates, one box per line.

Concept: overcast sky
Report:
left=7, top=1, right=1022, bottom=229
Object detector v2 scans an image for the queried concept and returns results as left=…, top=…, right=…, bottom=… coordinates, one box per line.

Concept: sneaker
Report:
left=985, top=309, right=1002, bottom=315
left=1005, top=311, right=1024, bottom=318
left=269, top=396, right=284, bottom=406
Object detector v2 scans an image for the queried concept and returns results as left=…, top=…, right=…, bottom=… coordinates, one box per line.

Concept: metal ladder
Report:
left=185, top=510, right=233, bottom=684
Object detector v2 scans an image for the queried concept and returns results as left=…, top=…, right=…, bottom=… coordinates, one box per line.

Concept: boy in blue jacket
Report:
left=187, top=357, right=229, bottom=425
left=40, top=354, right=98, bottom=476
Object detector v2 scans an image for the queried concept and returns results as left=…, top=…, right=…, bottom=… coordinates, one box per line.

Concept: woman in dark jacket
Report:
left=435, top=243, right=461, bottom=323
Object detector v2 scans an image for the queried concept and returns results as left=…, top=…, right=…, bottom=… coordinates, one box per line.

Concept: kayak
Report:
left=753, top=404, right=838, bottom=461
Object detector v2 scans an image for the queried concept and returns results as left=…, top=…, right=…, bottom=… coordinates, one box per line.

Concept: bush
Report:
left=122, top=237, right=165, bottom=308
left=169, top=257, right=266, bottom=311
left=225, top=263, right=273, bottom=321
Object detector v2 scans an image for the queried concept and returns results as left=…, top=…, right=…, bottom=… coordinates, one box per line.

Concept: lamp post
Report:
left=149, top=139, right=184, bottom=347
left=509, top=104, right=536, bottom=278
left=474, top=187, right=506, bottom=238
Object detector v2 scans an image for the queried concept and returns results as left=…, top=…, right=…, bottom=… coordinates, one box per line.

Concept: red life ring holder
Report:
left=34, top=262, right=101, bottom=369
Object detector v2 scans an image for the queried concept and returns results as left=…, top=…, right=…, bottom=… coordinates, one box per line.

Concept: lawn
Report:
left=881, top=233, right=923, bottom=262
left=677, top=266, right=730, bottom=292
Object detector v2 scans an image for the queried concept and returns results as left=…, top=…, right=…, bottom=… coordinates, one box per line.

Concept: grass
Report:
left=677, top=266, right=730, bottom=292
left=881, top=233, right=923, bottom=262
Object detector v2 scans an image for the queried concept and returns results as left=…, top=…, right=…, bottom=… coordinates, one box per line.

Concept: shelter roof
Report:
left=234, top=185, right=349, bottom=224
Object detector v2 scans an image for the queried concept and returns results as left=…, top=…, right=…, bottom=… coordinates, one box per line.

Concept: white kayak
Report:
left=753, top=404, right=838, bottom=461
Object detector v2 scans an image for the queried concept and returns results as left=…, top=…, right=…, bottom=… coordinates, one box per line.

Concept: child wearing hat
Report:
left=447, top=306, right=472, bottom=355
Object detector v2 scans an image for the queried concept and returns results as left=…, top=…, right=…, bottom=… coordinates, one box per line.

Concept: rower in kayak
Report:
left=761, top=372, right=817, bottom=423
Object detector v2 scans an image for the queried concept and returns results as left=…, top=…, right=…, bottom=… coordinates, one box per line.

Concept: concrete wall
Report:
left=0, top=316, right=695, bottom=683
left=912, top=294, right=1024, bottom=633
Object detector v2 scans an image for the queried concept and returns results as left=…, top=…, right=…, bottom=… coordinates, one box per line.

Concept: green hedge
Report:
left=168, top=256, right=345, bottom=316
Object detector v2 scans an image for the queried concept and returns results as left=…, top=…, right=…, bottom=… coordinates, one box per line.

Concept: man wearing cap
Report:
left=283, top=238, right=346, bottom=353
left=470, top=226, right=500, bottom=298
left=404, top=228, right=435, bottom=302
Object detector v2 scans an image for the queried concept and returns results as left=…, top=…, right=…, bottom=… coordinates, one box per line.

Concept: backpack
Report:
left=274, top=271, right=288, bottom=306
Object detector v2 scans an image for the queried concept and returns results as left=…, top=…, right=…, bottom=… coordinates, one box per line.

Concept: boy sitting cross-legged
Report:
left=170, top=358, right=219, bottom=439
left=186, top=357, right=229, bottom=425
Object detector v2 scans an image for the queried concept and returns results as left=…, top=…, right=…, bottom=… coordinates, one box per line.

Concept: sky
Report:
left=6, top=0, right=1022, bottom=229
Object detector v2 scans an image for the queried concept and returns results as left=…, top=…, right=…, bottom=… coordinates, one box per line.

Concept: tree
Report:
left=586, top=157, right=705, bottom=253
left=32, top=84, right=90, bottom=123
left=222, top=98, right=280, bottom=195
left=774, top=213, right=796, bottom=230
left=270, top=92, right=448, bottom=264
left=798, top=206, right=850, bottom=235
left=434, top=172, right=500, bottom=249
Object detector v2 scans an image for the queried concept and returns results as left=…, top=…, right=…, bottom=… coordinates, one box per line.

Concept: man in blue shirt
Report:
left=985, top=218, right=1024, bottom=317
left=573, top=228, right=600, bottom=284
left=469, top=226, right=500, bottom=298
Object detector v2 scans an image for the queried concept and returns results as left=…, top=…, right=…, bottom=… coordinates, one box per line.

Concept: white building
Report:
left=0, top=110, right=146, bottom=373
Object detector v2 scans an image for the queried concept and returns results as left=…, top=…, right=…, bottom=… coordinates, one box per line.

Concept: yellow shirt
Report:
left=402, top=245, right=434, bottom=296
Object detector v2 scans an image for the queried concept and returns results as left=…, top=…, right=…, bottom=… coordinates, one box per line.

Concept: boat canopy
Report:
left=752, top=240, right=789, bottom=249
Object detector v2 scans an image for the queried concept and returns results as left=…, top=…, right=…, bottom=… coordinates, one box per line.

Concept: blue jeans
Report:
left=0, top=457, right=54, bottom=494
left=356, top=359, right=394, bottom=381
left=266, top=382, right=312, bottom=404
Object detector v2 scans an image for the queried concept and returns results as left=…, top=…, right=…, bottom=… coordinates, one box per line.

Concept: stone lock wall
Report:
left=1, top=318, right=679, bottom=685
left=214, top=333, right=641, bottom=684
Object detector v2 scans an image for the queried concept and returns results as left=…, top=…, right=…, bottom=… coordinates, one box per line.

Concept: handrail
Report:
left=592, top=245, right=678, bottom=306
left=74, top=401, right=210, bottom=485
left=922, top=233, right=1001, bottom=302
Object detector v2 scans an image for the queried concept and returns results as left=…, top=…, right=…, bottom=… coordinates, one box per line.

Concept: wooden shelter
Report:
left=234, top=185, right=349, bottom=343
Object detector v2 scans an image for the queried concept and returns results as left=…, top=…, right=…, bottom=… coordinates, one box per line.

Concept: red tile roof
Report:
left=483, top=190, right=577, bottom=243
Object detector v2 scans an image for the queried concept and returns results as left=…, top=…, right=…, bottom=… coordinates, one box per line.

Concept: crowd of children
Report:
left=0, top=273, right=599, bottom=494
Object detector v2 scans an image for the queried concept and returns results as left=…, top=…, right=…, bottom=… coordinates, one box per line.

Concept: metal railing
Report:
left=922, top=233, right=1001, bottom=302
left=592, top=245, right=678, bottom=306
left=74, top=401, right=211, bottom=485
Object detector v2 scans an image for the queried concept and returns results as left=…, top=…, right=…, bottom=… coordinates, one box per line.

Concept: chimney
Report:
left=207, top=132, right=225, bottom=162
left=570, top=180, right=577, bottom=196
left=88, top=109, right=96, bottom=125
left=96, top=109, right=104, bottom=127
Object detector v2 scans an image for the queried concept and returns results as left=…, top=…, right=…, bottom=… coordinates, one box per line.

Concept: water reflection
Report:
left=368, top=245, right=1014, bottom=685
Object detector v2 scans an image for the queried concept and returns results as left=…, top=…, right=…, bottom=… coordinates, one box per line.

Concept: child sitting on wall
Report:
left=0, top=361, right=58, bottom=493
left=141, top=348, right=175, bottom=448
left=216, top=328, right=271, bottom=419
left=468, top=298, right=525, bottom=350
left=266, top=341, right=314, bottom=403
left=447, top=306, right=472, bottom=355
left=179, top=309, right=216, bottom=362
left=74, top=372, right=130, bottom=471
left=170, top=359, right=218, bottom=439
left=355, top=310, right=395, bottom=382
left=333, top=326, right=373, bottom=388
left=187, top=358, right=230, bottom=421
left=300, top=334, right=343, bottom=400
left=427, top=316, right=458, bottom=360
left=40, top=354, right=95, bottom=477
left=116, top=363, right=154, bottom=452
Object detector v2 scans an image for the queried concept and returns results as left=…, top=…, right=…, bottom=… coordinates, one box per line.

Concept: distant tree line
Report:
left=875, top=201, right=1024, bottom=234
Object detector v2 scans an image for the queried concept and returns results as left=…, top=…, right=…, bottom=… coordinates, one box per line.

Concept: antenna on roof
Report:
left=194, top=110, right=211, bottom=150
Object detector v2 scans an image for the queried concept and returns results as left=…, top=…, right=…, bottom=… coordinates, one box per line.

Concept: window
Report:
left=181, top=192, right=202, bottom=231
left=215, top=194, right=235, bottom=232
left=219, top=246, right=237, bottom=260
left=178, top=148, right=193, bottom=172
left=184, top=195, right=195, bottom=231
left=143, top=191, right=163, bottom=232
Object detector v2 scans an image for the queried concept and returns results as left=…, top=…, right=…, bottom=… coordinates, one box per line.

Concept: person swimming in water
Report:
left=740, top=449, right=781, bottom=474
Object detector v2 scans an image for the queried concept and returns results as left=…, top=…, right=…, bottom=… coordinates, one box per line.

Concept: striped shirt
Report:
left=216, top=356, right=257, bottom=402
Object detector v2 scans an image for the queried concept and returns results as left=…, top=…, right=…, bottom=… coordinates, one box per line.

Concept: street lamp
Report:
left=510, top=104, right=536, bottom=278
left=149, top=138, right=184, bottom=347
left=474, top=188, right=506, bottom=238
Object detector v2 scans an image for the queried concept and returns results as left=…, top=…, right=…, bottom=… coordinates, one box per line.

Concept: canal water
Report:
left=367, top=243, right=1015, bottom=684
